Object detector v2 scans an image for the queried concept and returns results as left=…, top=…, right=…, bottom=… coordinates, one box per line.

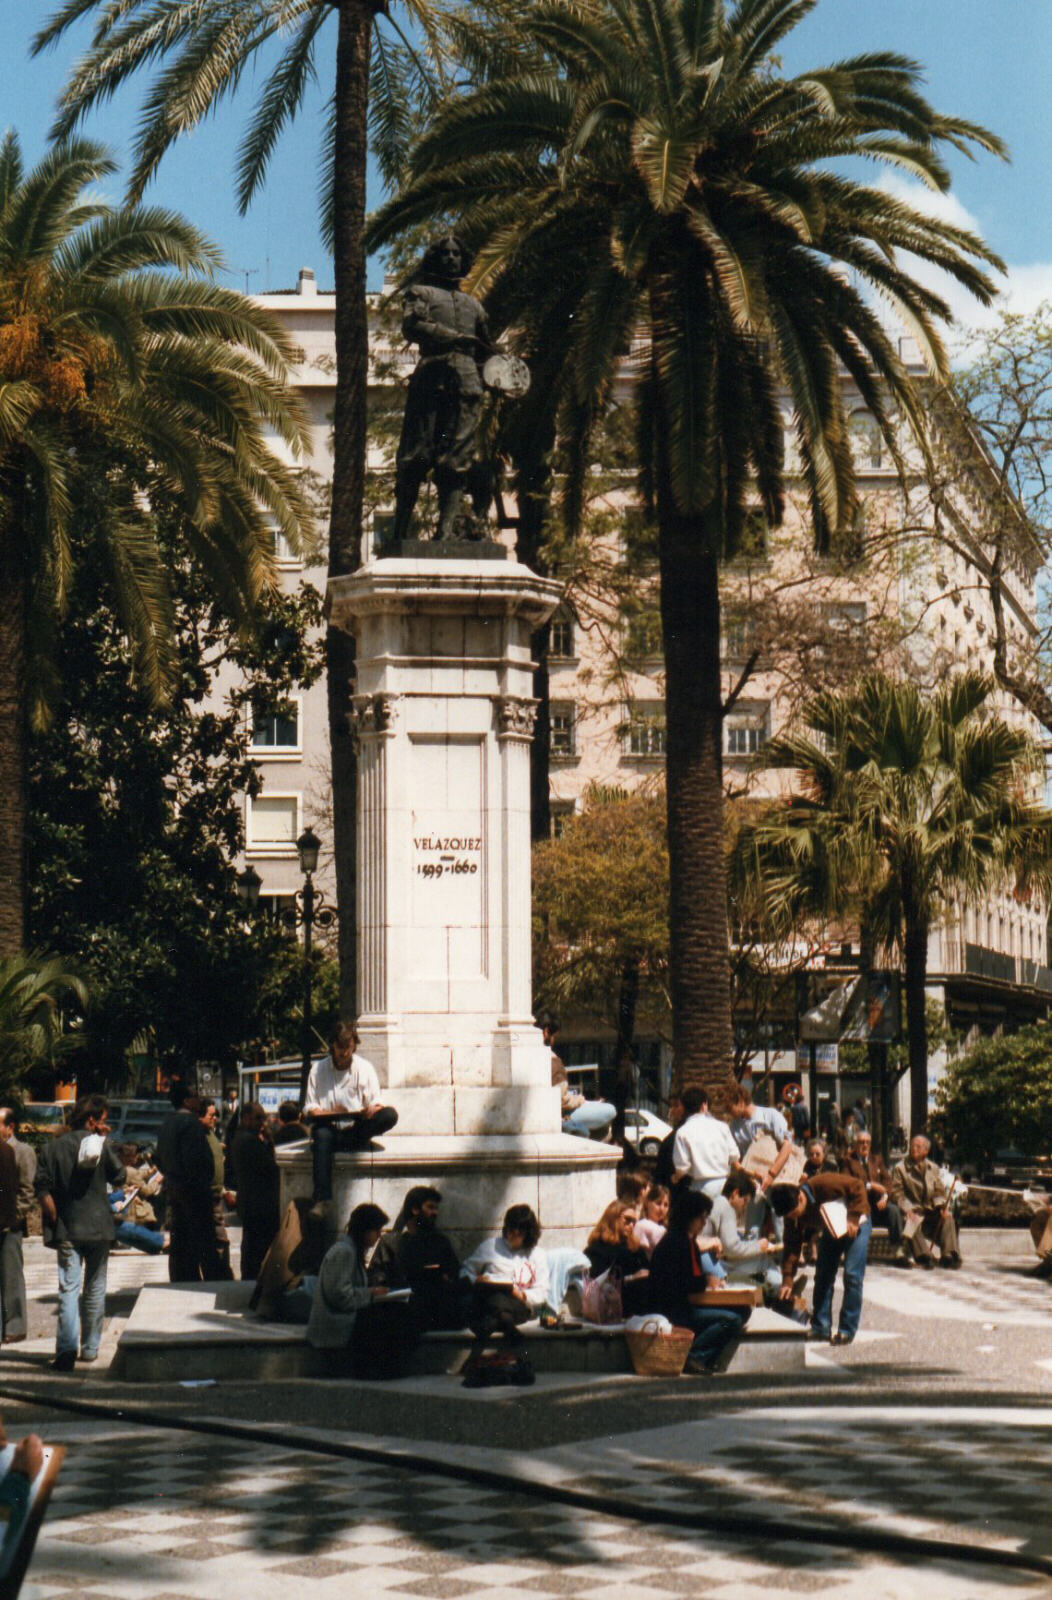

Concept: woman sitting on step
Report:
left=459, top=1205, right=549, bottom=1381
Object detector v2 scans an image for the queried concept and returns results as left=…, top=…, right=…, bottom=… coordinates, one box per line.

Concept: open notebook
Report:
left=0, top=1443, right=64, bottom=1599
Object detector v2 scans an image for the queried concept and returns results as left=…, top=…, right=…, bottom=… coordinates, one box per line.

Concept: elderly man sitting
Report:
left=840, top=1130, right=908, bottom=1265
left=890, top=1134, right=962, bottom=1270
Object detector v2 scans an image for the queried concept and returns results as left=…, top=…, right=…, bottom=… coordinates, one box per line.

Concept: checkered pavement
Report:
left=19, top=1423, right=1052, bottom=1600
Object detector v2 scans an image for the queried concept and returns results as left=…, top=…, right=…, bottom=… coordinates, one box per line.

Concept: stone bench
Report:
left=111, top=1282, right=806, bottom=1383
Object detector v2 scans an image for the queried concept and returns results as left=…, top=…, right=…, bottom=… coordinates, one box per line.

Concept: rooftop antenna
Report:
left=220, top=266, right=259, bottom=296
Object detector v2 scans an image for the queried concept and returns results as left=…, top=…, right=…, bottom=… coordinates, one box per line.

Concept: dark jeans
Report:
left=240, top=1212, right=280, bottom=1281
left=683, top=1305, right=750, bottom=1370
left=0, top=1229, right=27, bottom=1340
left=469, top=1284, right=532, bottom=1345
left=873, top=1200, right=903, bottom=1246
left=168, top=1185, right=224, bottom=1283
left=311, top=1107, right=399, bottom=1201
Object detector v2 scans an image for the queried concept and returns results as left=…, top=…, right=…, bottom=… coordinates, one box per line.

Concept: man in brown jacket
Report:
left=771, top=1171, right=870, bottom=1345
left=890, top=1134, right=961, bottom=1269
left=840, top=1130, right=907, bottom=1263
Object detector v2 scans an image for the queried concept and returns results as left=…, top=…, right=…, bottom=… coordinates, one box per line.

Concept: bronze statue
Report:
left=391, top=236, right=527, bottom=543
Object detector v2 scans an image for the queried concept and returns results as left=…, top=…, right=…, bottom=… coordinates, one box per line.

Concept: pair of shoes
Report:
left=918, top=1256, right=935, bottom=1270
left=683, top=1356, right=716, bottom=1376
left=79, top=1352, right=98, bottom=1364
left=50, top=1352, right=76, bottom=1373
left=2, top=1334, right=26, bottom=1345
left=806, top=1329, right=831, bottom=1343
left=831, top=1332, right=854, bottom=1346
left=941, top=1254, right=962, bottom=1270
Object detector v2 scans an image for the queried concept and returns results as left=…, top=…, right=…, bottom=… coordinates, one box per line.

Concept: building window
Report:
left=550, top=801, right=576, bottom=838
left=270, top=527, right=301, bottom=567
left=724, top=702, right=769, bottom=758
left=849, top=410, right=884, bottom=470
left=625, top=701, right=667, bottom=757
left=259, top=893, right=298, bottom=932
left=251, top=703, right=300, bottom=751
left=549, top=608, right=576, bottom=659
left=550, top=702, right=577, bottom=758
left=723, top=615, right=751, bottom=660
left=623, top=606, right=663, bottom=661
left=248, top=795, right=299, bottom=849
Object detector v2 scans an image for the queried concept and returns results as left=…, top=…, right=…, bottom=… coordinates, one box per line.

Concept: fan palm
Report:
left=753, top=672, right=1052, bottom=1132
left=0, top=133, right=313, bottom=955
left=34, top=0, right=448, bottom=1012
left=367, top=0, right=1006, bottom=1095
left=0, top=947, right=88, bottom=1095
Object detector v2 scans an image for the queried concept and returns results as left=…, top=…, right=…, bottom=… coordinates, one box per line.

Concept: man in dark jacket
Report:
left=368, top=1186, right=467, bottom=1330
left=840, top=1130, right=906, bottom=1262
left=231, top=1103, right=280, bottom=1280
left=0, top=1109, right=31, bottom=1342
left=35, top=1094, right=125, bottom=1371
left=771, top=1171, right=870, bottom=1347
left=156, top=1086, right=222, bottom=1282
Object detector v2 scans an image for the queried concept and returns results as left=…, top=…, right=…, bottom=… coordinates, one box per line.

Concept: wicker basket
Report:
left=625, top=1323, right=695, bottom=1377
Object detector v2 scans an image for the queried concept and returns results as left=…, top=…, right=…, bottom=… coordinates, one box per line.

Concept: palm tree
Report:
left=0, top=133, right=313, bottom=953
left=366, top=0, right=1005, bottom=1097
left=0, top=948, right=88, bottom=1098
left=34, top=0, right=445, bottom=1011
left=753, top=672, right=1052, bottom=1133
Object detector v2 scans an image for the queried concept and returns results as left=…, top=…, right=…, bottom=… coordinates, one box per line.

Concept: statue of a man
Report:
left=391, top=235, right=492, bottom=542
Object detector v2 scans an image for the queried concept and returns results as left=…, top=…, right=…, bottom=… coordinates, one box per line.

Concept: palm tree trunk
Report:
left=904, top=914, right=930, bottom=1135
left=510, top=422, right=556, bottom=841
left=0, top=518, right=26, bottom=956
left=612, top=953, right=640, bottom=1144
left=327, top=0, right=377, bottom=1015
left=654, top=476, right=734, bottom=1105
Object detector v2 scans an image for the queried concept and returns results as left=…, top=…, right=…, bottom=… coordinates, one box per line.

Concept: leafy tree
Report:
left=368, top=0, right=1005, bottom=1099
left=533, top=785, right=670, bottom=1115
left=27, top=450, right=327, bottom=1085
left=942, top=307, right=1052, bottom=730
left=755, top=671, right=1052, bottom=1133
left=0, top=949, right=87, bottom=1102
left=0, top=133, right=313, bottom=954
left=932, top=1021, right=1052, bottom=1167
left=35, top=0, right=447, bottom=1013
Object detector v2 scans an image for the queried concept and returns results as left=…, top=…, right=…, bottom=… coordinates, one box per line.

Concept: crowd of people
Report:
left=22, top=1014, right=1052, bottom=1380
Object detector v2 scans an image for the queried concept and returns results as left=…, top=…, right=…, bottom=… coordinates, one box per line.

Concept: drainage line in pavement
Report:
left=0, top=1382, right=1049, bottom=1583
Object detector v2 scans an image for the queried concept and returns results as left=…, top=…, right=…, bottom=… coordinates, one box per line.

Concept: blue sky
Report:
left=4, top=2, right=1051, bottom=311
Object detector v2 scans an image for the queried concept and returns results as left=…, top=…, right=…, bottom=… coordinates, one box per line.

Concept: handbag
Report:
left=625, top=1318, right=695, bottom=1377
left=581, top=1264, right=624, bottom=1324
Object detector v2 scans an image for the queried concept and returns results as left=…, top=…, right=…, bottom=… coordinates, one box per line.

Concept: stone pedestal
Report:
left=305, top=553, right=618, bottom=1244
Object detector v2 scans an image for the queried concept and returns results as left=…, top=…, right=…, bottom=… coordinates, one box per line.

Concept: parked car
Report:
left=965, top=1148, right=1052, bottom=1192
left=21, top=1102, right=71, bottom=1137
left=105, top=1099, right=172, bottom=1151
left=623, top=1107, right=673, bottom=1159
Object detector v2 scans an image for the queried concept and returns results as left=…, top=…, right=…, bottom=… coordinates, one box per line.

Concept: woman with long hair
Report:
left=649, top=1189, right=750, bottom=1375
left=585, top=1200, right=651, bottom=1316
left=459, top=1205, right=548, bottom=1382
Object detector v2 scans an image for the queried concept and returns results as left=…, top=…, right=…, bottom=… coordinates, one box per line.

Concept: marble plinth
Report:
left=277, top=1133, right=620, bottom=1257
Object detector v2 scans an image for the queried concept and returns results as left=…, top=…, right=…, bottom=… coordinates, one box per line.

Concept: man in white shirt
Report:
left=672, top=1087, right=742, bottom=1198
left=305, top=1021, right=398, bottom=1210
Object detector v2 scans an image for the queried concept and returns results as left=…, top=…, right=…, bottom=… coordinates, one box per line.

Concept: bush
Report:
left=932, top=1022, right=1052, bottom=1164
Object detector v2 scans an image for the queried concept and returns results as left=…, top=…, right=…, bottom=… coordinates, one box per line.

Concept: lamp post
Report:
left=235, top=831, right=337, bottom=1107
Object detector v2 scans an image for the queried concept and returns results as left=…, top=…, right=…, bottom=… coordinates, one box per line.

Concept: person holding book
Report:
left=770, top=1170, right=870, bottom=1345
left=648, top=1188, right=751, bottom=1375
left=889, top=1134, right=962, bottom=1270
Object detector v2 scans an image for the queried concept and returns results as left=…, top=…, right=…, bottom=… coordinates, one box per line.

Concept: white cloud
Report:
left=868, top=177, right=1052, bottom=357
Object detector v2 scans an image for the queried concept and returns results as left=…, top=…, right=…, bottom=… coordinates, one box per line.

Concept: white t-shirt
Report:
left=672, top=1112, right=740, bottom=1187
left=459, top=1236, right=550, bottom=1309
left=305, top=1053, right=381, bottom=1114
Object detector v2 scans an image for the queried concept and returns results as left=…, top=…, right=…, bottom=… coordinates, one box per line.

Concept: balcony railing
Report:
left=940, top=940, right=1052, bottom=989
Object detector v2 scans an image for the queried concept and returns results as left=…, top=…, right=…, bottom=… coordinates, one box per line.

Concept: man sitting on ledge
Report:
left=305, top=1021, right=398, bottom=1219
